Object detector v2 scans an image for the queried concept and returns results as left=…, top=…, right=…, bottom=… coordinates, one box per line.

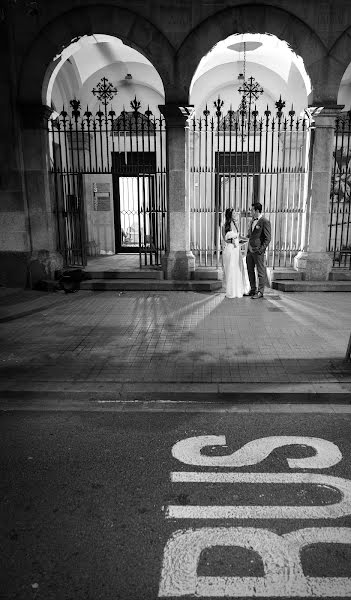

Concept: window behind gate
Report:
left=216, top=151, right=260, bottom=174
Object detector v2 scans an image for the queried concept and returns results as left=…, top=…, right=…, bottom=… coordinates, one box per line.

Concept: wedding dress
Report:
left=222, top=224, right=250, bottom=298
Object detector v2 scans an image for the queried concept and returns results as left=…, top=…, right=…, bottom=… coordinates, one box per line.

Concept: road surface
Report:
left=1, top=405, right=351, bottom=599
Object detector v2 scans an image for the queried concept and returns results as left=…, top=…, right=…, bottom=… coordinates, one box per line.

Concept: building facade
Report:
left=0, top=0, right=350, bottom=286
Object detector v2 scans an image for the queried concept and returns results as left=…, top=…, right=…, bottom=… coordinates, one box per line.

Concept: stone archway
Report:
left=17, top=4, right=175, bottom=107
left=173, top=3, right=326, bottom=105
left=15, top=5, right=177, bottom=284
left=329, top=25, right=351, bottom=108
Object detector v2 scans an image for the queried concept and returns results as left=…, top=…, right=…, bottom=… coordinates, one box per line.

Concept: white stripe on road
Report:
left=166, top=472, right=351, bottom=519
left=158, top=527, right=351, bottom=597
left=171, top=435, right=342, bottom=469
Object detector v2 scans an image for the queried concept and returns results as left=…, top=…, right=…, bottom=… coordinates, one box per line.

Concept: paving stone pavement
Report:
left=0, top=288, right=350, bottom=400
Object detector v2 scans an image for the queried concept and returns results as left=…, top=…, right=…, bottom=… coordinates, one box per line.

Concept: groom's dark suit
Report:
left=246, top=214, right=271, bottom=295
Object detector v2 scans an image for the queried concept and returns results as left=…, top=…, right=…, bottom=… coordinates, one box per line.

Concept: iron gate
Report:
left=329, top=112, right=351, bottom=269
left=49, top=85, right=167, bottom=267
left=188, top=98, right=312, bottom=268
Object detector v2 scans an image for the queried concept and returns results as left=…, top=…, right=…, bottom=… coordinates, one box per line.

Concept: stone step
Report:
left=329, top=269, right=351, bottom=281
left=192, top=268, right=222, bottom=281
left=84, top=270, right=164, bottom=280
left=272, top=280, right=351, bottom=292
left=81, top=279, right=223, bottom=292
left=267, top=267, right=304, bottom=284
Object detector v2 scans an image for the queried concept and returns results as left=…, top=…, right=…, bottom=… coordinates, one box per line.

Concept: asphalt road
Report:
left=1, top=408, right=351, bottom=599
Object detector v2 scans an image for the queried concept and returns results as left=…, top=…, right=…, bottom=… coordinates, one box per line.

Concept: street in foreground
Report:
left=1, top=406, right=351, bottom=599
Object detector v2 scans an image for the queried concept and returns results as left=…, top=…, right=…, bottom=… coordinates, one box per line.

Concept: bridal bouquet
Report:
left=225, top=231, right=239, bottom=247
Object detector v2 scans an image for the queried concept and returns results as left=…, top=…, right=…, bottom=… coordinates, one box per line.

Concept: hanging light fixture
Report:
left=237, top=40, right=246, bottom=82
left=237, top=40, right=263, bottom=117
left=231, top=39, right=263, bottom=139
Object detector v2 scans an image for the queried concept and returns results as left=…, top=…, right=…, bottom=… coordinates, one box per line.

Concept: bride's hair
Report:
left=224, top=208, right=233, bottom=234
left=224, top=208, right=240, bottom=233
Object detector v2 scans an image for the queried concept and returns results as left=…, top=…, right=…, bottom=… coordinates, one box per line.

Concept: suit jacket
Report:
left=248, top=216, right=271, bottom=254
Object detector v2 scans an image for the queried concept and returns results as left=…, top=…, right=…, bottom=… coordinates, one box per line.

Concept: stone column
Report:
left=0, top=7, right=32, bottom=287
left=19, top=104, right=63, bottom=282
left=159, top=104, right=195, bottom=280
left=294, top=105, right=343, bottom=280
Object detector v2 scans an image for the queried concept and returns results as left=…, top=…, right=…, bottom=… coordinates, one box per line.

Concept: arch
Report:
left=50, top=56, right=82, bottom=110
left=329, top=25, right=351, bottom=108
left=174, top=3, right=327, bottom=105
left=18, top=4, right=175, bottom=107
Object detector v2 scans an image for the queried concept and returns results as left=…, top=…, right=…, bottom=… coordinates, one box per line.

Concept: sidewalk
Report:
left=0, top=286, right=350, bottom=403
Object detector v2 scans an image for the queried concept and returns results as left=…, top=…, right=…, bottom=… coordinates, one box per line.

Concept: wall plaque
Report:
left=94, top=194, right=111, bottom=211
left=93, top=182, right=111, bottom=193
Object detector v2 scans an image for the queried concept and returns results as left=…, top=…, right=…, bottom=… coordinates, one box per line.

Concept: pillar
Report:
left=159, top=104, right=195, bottom=280
left=19, top=104, right=63, bottom=283
left=294, top=105, right=343, bottom=280
left=0, top=6, right=30, bottom=287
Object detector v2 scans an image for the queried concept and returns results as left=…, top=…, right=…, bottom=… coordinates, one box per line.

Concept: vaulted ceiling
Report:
left=48, top=31, right=350, bottom=114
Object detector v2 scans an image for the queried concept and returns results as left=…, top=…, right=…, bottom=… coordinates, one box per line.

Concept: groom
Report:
left=244, top=202, right=271, bottom=299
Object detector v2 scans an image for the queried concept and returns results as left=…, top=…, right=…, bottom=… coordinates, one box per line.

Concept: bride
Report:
left=222, top=208, right=250, bottom=298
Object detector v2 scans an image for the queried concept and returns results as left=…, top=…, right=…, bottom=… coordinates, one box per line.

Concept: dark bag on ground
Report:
left=57, top=268, right=85, bottom=293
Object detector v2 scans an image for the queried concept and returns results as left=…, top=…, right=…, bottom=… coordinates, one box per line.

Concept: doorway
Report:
left=112, top=151, right=165, bottom=262
left=113, top=175, right=153, bottom=253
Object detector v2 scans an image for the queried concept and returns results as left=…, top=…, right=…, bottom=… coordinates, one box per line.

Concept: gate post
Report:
left=19, top=103, right=63, bottom=283
left=294, top=105, right=343, bottom=280
left=159, top=104, right=195, bottom=280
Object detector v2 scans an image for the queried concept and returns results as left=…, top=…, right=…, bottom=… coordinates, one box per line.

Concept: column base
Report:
left=29, top=250, right=64, bottom=284
left=293, top=251, right=333, bottom=281
left=161, top=251, right=195, bottom=280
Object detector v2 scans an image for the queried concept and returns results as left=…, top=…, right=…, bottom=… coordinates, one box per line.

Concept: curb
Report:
left=0, top=388, right=350, bottom=408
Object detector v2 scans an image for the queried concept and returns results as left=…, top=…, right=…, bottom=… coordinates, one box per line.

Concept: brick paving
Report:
left=0, top=288, right=350, bottom=399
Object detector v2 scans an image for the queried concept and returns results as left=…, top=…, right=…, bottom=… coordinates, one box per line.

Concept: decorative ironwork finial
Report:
left=69, top=99, right=81, bottom=118
left=92, top=77, right=118, bottom=108
left=96, top=105, right=104, bottom=121
left=84, top=105, right=92, bottom=121
left=130, top=96, right=141, bottom=114
left=275, top=95, right=286, bottom=116
left=214, top=97, right=224, bottom=117
left=252, top=104, right=259, bottom=120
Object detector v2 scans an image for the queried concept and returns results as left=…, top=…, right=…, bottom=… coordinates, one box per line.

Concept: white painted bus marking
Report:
left=158, top=527, right=351, bottom=597
left=166, top=472, right=351, bottom=519
left=171, top=435, right=342, bottom=469
left=160, top=436, right=348, bottom=596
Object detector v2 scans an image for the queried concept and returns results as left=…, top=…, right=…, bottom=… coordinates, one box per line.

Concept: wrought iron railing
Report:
left=48, top=92, right=167, bottom=267
left=187, top=97, right=312, bottom=269
left=329, top=112, right=351, bottom=269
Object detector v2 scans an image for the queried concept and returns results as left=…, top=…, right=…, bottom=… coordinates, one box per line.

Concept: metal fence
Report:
left=48, top=91, right=167, bottom=267
left=188, top=98, right=312, bottom=269
left=329, top=113, right=351, bottom=269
